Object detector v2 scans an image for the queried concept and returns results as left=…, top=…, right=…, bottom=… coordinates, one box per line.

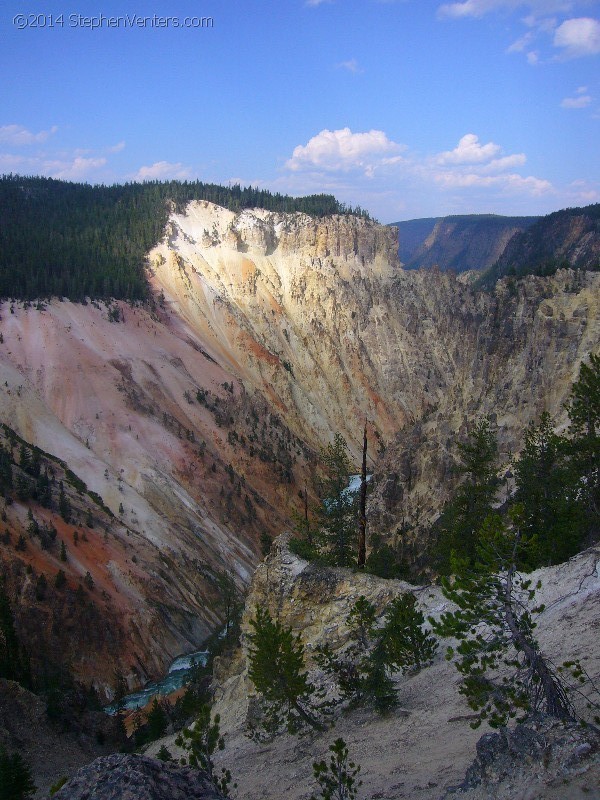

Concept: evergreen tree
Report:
left=35, top=470, right=52, bottom=507
left=317, top=594, right=436, bottom=715
left=380, top=594, right=438, bottom=673
left=0, top=746, right=36, bottom=800
left=436, top=418, right=499, bottom=572
left=0, top=445, right=13, bottom=496
left=432, top=509, right=573, bottom=728
left=514, top=412, right=585, bottom=566
left=315, top=434, right=357, bottom=567
left=247, top=606, right=325, bottom=735
left=357, top=422, right=368, bottom=568
left=215, top=571, right=242, bottom=642
left=566, top=352, right=600, bottom=527
left=18, top=444, right=31, bottom=473
left=54, top=569, right=66, bottom=590
left=0, top=581, right=31, bottom=687
left=175, top=705, right=233, bottom=796
left=310, top=739, right=362, bottom=800
left=156, top=744, right=172, bottom=762
left=58, top=482, right=71, bottom=523
left=146, top=697, right=168, bottom=740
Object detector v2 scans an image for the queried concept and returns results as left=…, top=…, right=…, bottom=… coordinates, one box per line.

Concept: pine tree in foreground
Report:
left=317, top=594, right=437, bottom=715
left=0, top=746, right=36, bottom=800
left=431, top=508, right=573, bottom=729
left=247, top=606, right=327, bottom=736
left=175, top=705, right=234, bottom=796
left=310, top=738, right=362, bottom=800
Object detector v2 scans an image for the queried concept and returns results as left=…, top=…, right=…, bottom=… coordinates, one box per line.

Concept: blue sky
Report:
left=1, top=0, right=599, bottom=221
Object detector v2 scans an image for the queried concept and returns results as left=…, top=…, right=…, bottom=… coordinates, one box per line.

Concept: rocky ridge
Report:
left=395, top=214, right=538, bottom=272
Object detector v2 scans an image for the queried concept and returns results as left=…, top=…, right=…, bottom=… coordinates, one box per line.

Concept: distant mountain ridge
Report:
left=483, top=203, right=600, bottom=284
left=391, top=214, right=539, bottom=272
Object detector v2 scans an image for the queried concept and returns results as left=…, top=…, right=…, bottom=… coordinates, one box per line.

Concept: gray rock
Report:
left=53, top=753, right=226, bottom=800
left=442, top=714, right=600, bottom=798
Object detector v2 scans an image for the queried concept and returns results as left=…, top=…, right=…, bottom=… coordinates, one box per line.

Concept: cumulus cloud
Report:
left=435, top=133, right=503, bottom=165
left=285, top=128, right=404, bottom=175
left=108, top=141, right=126, bottom=153
left=132, top=161, right=191, bottom=181
left=428, top=134, right=550, bottom=196
left=553, top=17, right=600, bottom=57
left=282, top=127, right=554, bottom=218
left=0, top=124, right=58, bottom=146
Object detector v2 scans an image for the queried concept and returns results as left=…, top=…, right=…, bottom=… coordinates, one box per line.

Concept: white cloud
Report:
left=132, top=161, right=191, bottom=181
left=0, top=152, right=106, bottom=180
left=438, top=1, right=575, bottom=19
left=565, top=179, right=600, bottom=203
left=52, top=157, right=107, bottom=180
left=507, top=31, right=534, bottom=52
left=561, top=92, right=592, bottom=107
left=285, top=128, right=404, bottom=175
left=108, top=141, right=126, bottom=153
left=553, top=17, right=600, bottom=57
left=336, top=58, right=363, bottom=73
left=428, top=134, right=549, bottom=195
left=480, top=153, right=528, bottom=171
left=281, top=128, right=555, bottom=219
left=0, top=124, right=58, bottom=146
left=435, top=133, right=502, bottom=165
left=432, top=169, right=552, bottom=195
left=305, top=0, right=332, bottom=6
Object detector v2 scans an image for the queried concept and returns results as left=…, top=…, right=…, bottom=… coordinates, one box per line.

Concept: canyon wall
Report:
left=0, top=201, right=598, bottom=693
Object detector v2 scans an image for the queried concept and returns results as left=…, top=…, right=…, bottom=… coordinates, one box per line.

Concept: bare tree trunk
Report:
left=358, top=421, right=367, bottom=568
left=503, top=552, right=573, bottom=720
left=304, top=480, right=312, bottom=546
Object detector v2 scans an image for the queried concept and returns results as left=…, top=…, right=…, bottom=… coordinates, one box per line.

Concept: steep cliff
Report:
left=1, top=200, right=599, bottom=696
left=393, top=214, right=538, bottom=272
left=486, top=203, right=600, bottom=283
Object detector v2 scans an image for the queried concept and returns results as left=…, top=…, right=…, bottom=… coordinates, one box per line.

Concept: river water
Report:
left=105, top=648, right=209, bottom=715
left=106, top=475, right=369, bottom=716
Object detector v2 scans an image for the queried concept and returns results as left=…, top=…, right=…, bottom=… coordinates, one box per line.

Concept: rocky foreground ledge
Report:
left=443, top=714, right=600, bottom=799
left=53, top=754, right=226, bottom=800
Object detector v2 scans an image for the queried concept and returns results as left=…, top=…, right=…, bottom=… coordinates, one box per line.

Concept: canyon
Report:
left=0, top=200, right=598, bottom=701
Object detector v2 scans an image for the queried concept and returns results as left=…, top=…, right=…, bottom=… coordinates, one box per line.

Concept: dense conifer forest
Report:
left=0, top=175, right=371, bottom=301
